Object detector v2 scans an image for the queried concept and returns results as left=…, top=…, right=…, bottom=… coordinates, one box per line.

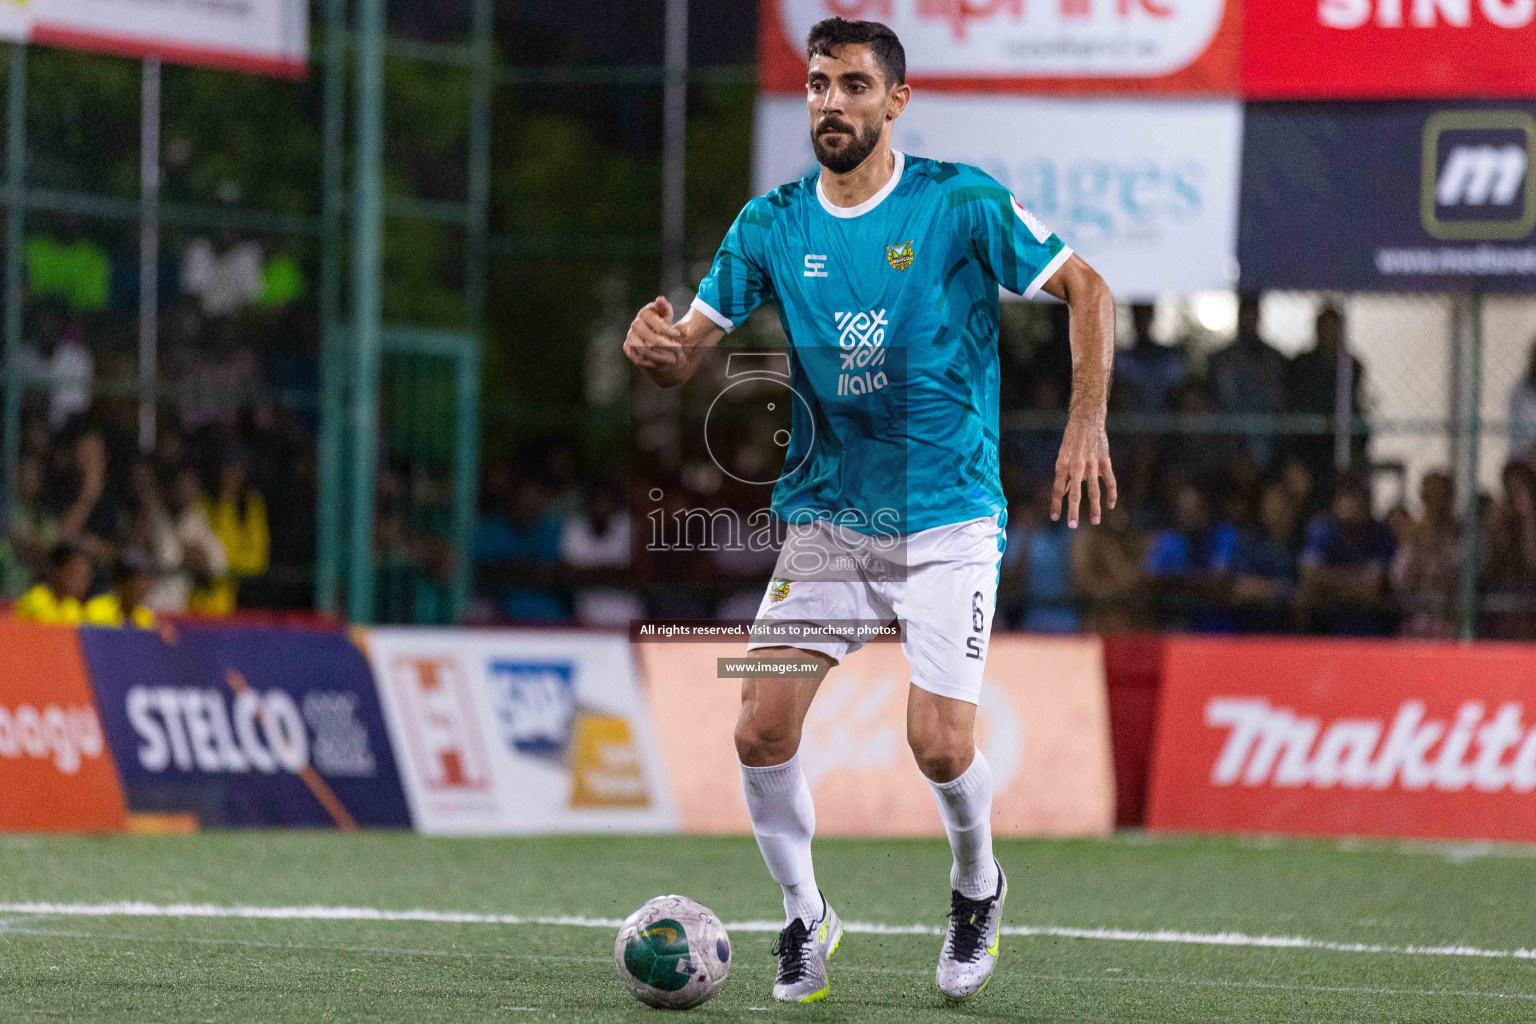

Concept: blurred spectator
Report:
left=1227, top=482, right=1301, bottom=634
left=1392, top=470, right=1461, bottom=638
left=1298, top=476, right=1396, bottom=636
left=181, top=228, right=262, bottom=318
left=1483, top=461, right=1536, bottom=640
left=1015, top=376, right=1068, bottom=488
left=1208, top=294, right=1289, bottom=468
left=1278, top=455, right=1321, bottom=525
left=50, top=428, right=112, bottom=561
left=1145, top=480, right=1237, bottom=632
left=1002, top=478, right=1079, bottom=633
left=14, top=542, right=92, bottom=625
left=1071, top=502, right=1150, bottom=632
left=1116, top=304, right=1187, bottom=413
left=6, top=453, right=59, bottom=596
left=137, top=465, right=229, bottom=614
left=1507, top=335, right=1536, bottom=465
left=475, top=476, right=566, bottom=621
left=176, top=319, right=260, bottom=432
left=561, top=484, right=642, bottom=626
left=20, top=305, right=94, bottom=431
left=1156, top=380, right=1242, bottom=496
left=1287, top=304, right=1367, bottom=488
left=83, top=551, right=157, bottom=629
left=203, top=449, right=271, bottom=613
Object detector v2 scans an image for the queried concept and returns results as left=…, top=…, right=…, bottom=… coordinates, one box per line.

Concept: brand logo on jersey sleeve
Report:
left=885, top=240, right=915, bottom=271
left=834, top=309, right=889, bottom=396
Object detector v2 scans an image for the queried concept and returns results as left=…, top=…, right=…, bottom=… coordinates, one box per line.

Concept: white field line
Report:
left=1, top=900, right=1534, bottom=964
left=3, top=921, right=1536, bottom=1007
left=4, top=922, right=1534, bottom=1005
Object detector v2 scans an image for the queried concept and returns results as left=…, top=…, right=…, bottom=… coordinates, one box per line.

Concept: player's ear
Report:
left=885, top=83, right=911, bottom=122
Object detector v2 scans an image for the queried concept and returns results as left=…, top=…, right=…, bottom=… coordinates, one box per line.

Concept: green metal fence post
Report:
left=348, top=0, right=385, bottom=624
left=2, top=44, right=24, bottom=558
left=466, top=0, right=492, bottom=335
left=452, top=336, right=480, bottom=622
left=1459, top=292, right=1484, bottom=640
left=315, top=0, right=346, bottom=615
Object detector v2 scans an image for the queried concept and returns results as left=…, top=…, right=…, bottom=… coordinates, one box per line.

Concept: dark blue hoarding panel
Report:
left=1239, top=101, right=1536, bottom=292
left=79, top=626, right=410, bottom=827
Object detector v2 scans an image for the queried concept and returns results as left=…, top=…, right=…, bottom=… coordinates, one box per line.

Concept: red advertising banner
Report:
left=1244, top=0, right=1536, bottom=98
left=0, top=623, right=127, bottom=832
left=1148, top=637, right=1536, bottom=842
left=641, top=635, right=1114, bottom=837
left=760, top=0, right=1239, bottom=95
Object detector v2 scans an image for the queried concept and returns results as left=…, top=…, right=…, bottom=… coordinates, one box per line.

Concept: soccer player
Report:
left=623, top=17, right=1115, bottom=1004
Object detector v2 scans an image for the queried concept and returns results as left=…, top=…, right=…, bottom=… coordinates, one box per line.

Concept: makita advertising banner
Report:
left=755, top=95, right=1241, bottom=299
left=760, top=0, right=1239, bottom=94
left=1148, top=637, right=1536, bottom=843
left=1245, top=0, right=1536, bottom=99
left=0, top=0, right=307, bottom=78
left=0, top=623, right=126, bottom=832
left=1239, top=101, right=1536, bottom=292
left=362, top=629, right=676, bottom=835
left=78, top=626, right=410, bottom=828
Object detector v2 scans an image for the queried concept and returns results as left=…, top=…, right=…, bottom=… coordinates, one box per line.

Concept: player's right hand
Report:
left=624, top=296, right=686, bottom=370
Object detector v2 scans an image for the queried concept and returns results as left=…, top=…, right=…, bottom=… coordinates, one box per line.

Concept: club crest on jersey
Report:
left=769, top=579, right=793, bottom=603
left=885, top=240, right=915, bottom=272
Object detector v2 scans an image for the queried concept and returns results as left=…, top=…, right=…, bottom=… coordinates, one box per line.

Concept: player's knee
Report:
left=907, top=721, right=972, bottom=783
left=734, top=709, right=801, bottom=767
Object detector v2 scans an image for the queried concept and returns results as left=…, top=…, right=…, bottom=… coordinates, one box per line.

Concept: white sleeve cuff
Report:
left=1023, top=245, right=1073, bottom=300
left=690, top=297, right=735, bottom=333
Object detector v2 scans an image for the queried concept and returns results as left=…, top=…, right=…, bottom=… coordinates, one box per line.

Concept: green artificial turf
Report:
left=2, top=830, right=1535, bottom=1022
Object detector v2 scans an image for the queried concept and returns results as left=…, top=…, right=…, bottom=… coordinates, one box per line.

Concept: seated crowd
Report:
left=473, top=299, right=1536, bottom=641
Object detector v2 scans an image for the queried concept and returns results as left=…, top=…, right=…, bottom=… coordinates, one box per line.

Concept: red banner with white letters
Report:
left=1244, top=0, right=1536, bottom=98
left=0, top=623, right=127, bottom=832
left=760, top=0, right=1240, bottom=95
left=1147, top=637, right=1536, bottom=842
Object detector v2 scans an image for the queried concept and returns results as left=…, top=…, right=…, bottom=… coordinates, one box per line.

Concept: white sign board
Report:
left=363, top=628, right=676, bottom=835
left=771, top=0, right=1229, bottom=80
left=753, top=95, right=1242, bottom=298
left=0, top=0, right=307, bottom=78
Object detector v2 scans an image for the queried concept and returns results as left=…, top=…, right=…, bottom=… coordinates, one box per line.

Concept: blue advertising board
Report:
left=78, top=625, right=411, bottom=827
left=1239, top=101, right=1536, bottom=292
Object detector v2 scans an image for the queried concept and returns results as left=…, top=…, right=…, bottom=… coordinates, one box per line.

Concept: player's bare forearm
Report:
left=1041, top=254, right=1117, bottom=528
left=624, top=296, right=726, bottom=388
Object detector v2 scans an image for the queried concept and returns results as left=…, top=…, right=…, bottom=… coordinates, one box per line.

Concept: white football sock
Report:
left=739, top=754, right=822, bottom=926
left=927, top=749, right=1000, bottom=899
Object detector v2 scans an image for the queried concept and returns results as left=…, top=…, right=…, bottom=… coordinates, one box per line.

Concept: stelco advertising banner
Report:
left=363, top=629, right=676, bottom=835
left=0, top=623, right=126, bottom=832
left=1239, top=101, right=1536, bottom=291
left=0, top=0, right=307, bottom=78
left=640, top=636, right=1114, bottom=837
left=1148, top=637, right=1536, bottom=843
left=78, top=625, right=410, bottom=828
left=755, top=95, right=1241, bottom=298
left=1244, top=0, right=1536, bottom=99
left=760, top=0, right=1239, bottom=94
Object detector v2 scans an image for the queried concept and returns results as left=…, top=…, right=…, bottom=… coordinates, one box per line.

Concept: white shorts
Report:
left=745, top=513, right=1005, bottom=705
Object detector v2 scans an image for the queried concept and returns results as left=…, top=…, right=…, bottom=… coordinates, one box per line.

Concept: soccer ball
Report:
left=614, top=894, right=731, bottom=1010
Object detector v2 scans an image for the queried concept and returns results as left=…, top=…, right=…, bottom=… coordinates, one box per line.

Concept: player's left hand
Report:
left=1052, top=413, right=1116, bottom=529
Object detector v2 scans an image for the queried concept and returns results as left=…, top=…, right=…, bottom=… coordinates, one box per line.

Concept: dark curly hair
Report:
left=806, top=17, right=906, bottom=89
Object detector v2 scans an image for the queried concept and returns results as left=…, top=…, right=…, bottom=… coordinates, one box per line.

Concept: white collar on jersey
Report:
left=815, top=150, right=906, bottom=220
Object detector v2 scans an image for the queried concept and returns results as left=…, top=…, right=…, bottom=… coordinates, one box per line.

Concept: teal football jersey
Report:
left=692, top=151, right=1072, bottom=536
